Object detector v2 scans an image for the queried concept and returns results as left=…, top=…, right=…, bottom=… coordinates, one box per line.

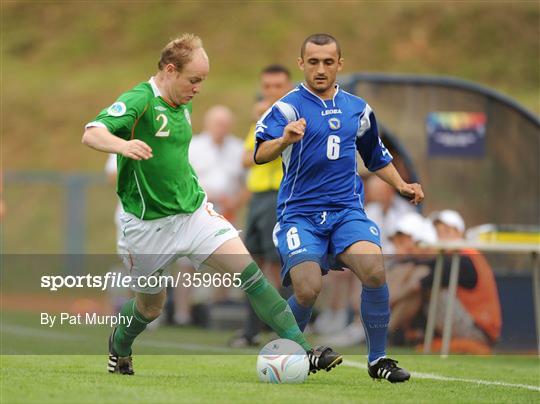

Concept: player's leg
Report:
left=204, top=238, right=342, bottom=373
left=108, top=289, right=167, bottom=375
left=231, top=197, right=266, bottom=347
left=333, top=209, right=410, bottom=382
left=288, top=261, right=322, bottom=331
left=338, top=241, right=410, bottom=382
left=203, top=237, right=312, bottom=351
left=110, top=212, right=177, bottom=375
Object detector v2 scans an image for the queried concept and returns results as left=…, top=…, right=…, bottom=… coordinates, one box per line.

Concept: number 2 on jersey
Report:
left=327, top=135, right=340, bottom=160
left=155, top=113, right=170, bottom=137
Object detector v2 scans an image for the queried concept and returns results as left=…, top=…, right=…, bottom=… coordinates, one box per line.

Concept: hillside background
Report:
left=2, top=0, right=539, bottom=253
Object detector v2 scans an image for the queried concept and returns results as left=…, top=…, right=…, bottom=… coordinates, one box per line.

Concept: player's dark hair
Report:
left=261, top=64, right=291, bottom=78
left=158, top=33, right=203, bottom=71
left=301, top=33, right=341, bottom=58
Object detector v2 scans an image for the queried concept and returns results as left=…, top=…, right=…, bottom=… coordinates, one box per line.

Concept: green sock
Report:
left=113, top=298, right=151, bottom=357
left=240, top=262, right=311, bottom=351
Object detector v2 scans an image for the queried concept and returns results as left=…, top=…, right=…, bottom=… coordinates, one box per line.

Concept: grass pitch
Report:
left=1, top=310, right=539, bottom=403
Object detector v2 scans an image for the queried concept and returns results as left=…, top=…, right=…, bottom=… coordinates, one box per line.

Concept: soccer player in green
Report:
left=82, top=34, right=342, bottom=375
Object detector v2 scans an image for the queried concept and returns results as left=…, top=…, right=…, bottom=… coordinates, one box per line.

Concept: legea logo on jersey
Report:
left=321, top=108, right=342, bottom=116
left=184, top=109, right=191, bottom=126
left=107, top=102, right=126, bottom=117
left=328, top=118, right=341, bottom=130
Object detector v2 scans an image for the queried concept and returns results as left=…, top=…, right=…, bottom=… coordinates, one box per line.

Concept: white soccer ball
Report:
left=256, top=339, right=309, bottom=384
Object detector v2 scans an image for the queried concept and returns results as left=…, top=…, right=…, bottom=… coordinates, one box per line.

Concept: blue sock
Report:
left=360, top=284, right=390, bottom=364
left=287, top=295, right=313, bottom=332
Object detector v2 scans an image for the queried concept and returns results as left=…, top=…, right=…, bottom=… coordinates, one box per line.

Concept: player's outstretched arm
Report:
left=82, top=127, right=153, bottom=161
left=374, top=163, right=424, bottom=205
left=255, top=118, right=306, bottom=164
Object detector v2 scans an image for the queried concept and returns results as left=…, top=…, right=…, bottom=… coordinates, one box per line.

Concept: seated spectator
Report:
left=386, top=212, right=437, bottom=342
left=426, top=210, right=502, bottom=350
left=388, top=210, right=502, bottom=352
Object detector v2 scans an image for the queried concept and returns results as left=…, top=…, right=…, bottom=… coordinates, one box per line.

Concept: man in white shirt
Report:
left=189, top=105, right=245, bottom=223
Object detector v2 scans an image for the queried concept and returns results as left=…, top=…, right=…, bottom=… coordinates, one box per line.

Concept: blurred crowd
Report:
left=105, top=65, right=502, bottom=354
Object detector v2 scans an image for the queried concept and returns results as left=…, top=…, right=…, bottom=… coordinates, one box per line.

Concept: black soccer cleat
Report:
left=108, top=328, right=134, bottom=375
left=367, top=357, right=410, bottom=383
left=307, top=345, right=343, bottom=374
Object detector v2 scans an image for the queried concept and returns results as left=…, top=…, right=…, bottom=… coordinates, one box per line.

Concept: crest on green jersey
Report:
left=107, top=102, right=127, bottom=117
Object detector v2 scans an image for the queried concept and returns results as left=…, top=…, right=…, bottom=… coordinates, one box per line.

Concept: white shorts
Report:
left=118, top=201, right=238, bottom=293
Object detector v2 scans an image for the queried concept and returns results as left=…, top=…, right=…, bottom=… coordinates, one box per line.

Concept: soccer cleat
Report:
left=307, top=345, right=343, bottom=374
left=108, top=328, right=134, bottom=375
left=367, top=357, right=410, bottom=383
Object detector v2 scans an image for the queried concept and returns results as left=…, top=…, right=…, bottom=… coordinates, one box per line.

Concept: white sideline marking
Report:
left=343, top=360, right=540, bottom=392
left=3, top=323, right=539, bottom=392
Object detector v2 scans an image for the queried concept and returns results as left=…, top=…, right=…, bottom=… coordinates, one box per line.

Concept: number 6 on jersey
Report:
left=327, top=135, right=340, bottom=160
left=286, top=227, right=301, bottom=250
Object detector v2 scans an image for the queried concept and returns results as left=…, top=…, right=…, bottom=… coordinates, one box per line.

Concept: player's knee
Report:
left=136, top=299, right=164, bottom=321
left=295, top=284, right=321, bottom=307
left=139, top=304, right=163, bottom=321
left=362, top=266, right=386, bottom=288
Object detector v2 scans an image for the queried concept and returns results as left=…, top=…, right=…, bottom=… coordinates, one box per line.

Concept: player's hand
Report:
left=282, top=118, right=306, bottom=145
left=120, top=140, right=153, bottom=160
left=398, top=182, right=424, bottom=205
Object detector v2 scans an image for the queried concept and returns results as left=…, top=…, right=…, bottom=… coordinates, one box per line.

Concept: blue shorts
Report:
left=273, top=208, right=381, bottom=286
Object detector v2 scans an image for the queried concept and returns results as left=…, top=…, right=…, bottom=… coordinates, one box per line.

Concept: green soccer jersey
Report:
left=87, top=77, right=205, bottom=220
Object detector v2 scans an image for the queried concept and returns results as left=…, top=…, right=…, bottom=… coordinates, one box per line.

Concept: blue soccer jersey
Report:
left=255, top=84, right=393, bottom=220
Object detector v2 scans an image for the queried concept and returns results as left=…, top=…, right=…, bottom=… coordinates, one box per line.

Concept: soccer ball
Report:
left=256, top=339, right=309, bottom=384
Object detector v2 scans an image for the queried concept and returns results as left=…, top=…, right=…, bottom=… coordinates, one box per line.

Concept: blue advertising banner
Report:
left=427, top=112, right=486, bottom=157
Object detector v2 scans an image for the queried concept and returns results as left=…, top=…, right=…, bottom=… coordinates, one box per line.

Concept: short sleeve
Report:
left=86, top=87, right=150, bottom=139
left=355, top=104, right=393, bottom=172
left=255, top=101, right=298, bottom=143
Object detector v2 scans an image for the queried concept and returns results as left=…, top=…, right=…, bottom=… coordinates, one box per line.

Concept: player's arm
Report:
left=374, top=163, right=424, bottom=205
left=254, top=118, right=306, bottom=164
left=82, top=90, right=153, bottom=160
left=356, top=104, right=424, bottom=205
left=82, top=126, right=153, bottom=161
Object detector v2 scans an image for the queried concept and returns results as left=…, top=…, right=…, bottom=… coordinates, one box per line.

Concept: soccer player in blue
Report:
left=254, top=34, right=424, bottom=383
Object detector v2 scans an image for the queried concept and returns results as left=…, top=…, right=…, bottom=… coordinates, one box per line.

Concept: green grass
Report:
left=1, top=310, right=539, bottom=403
left=1, top=354, right=538, bottom=403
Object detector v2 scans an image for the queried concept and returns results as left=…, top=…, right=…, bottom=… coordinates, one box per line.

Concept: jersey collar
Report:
left=300, top=83, right=340, bottom=108
left=148, top=77, right=161, bottom=97
left=148, top=76, right=180, bottom=108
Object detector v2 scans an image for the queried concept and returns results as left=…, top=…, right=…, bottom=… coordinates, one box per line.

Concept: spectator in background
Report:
left=189, top=105, right=245, bottom=223
left=230, top=64, right=293, bottom=347
left=425, top=210, right=502, bottom=351
left=386, top=210, right=502, bottom=351
left=386, top=212, right=437, bottom=343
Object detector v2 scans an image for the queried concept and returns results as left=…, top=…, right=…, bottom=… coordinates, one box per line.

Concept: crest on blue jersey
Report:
left=107, top=102, right=126, bottom=117
left=328, top=117, right=341, bottom=130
